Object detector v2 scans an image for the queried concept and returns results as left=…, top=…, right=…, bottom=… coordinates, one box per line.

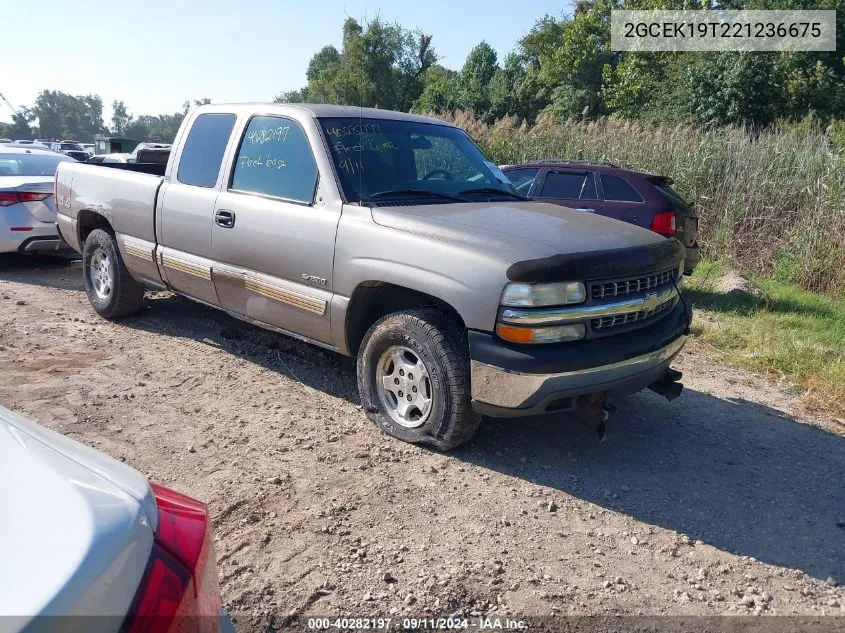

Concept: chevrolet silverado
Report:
left=55, top=104, right=691, bottom=451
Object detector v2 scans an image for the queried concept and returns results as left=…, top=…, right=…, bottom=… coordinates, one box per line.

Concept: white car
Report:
left=0, top=405, right=227, bottom=633
left=87, top=152, right=131, bottom=164
left=0, top=146, right=73, bottom=254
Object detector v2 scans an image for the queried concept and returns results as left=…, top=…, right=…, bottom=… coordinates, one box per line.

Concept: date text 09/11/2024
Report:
left=307, top=617, right=528, bottom=630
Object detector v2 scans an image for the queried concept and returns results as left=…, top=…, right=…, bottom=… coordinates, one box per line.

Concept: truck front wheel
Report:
left=82, top=229, right=144, bottom=319
left=357, top=308, right=481, bottom=451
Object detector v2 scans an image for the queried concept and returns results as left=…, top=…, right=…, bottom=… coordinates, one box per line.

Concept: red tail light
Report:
left=124, top=484, right=220, bottom=633
left=651, top=211, right=676, bottom=236
left=0, top=191, right=51, bottom=207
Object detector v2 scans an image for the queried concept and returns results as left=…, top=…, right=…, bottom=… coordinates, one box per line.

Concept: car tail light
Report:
left=651, top=211, right=676, bottom=236
left=124, top=484, right=220, bottom=633
left=0, top=191, right=51, bottom=207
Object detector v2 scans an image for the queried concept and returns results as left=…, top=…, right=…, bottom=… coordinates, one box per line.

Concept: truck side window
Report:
left=176, top=113, right=237, bottom=188
left=230, top=115, right=318, bottom=204
left=601, top=173, right=643, bottom=202
left=541, top=171, right=597, bottom=200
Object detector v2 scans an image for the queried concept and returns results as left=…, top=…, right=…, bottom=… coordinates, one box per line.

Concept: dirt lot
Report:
left=2, top=255, right=845, bottom=630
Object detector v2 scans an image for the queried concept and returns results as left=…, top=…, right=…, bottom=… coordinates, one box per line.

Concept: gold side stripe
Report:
left=161, top=254, right=212, bottom=281
left=122, top=243, right=154, bottom=262
left=213, top=270, right=326, bottom=315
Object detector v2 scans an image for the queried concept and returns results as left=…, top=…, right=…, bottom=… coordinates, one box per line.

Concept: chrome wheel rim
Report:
left=89, top=248, right=113, bottom=300
left=375, top=345, right=434, bottom=428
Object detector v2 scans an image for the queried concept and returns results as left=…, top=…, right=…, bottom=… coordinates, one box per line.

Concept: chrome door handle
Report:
left=575, top=207, right=596, bottom=213
left=215, top=209, right=235, bottom=228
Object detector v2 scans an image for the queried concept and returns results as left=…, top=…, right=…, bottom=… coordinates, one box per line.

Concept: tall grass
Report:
left=439, top=112, right=845, bottom=296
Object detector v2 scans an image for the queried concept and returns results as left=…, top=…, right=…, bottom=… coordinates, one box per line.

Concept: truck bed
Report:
left=55, top=160, right=165, bottom=252
left=91, top=162, right=167, bottom=176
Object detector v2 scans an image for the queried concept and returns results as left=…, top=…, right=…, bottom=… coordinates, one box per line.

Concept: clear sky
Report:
left=0, top=0, right=570, bottom=125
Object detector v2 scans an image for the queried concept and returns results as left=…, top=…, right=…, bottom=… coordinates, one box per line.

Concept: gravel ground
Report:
left=2, top=255, right=845, bottom=631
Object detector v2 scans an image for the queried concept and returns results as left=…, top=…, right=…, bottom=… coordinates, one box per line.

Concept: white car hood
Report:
left=0, top=406, right=156, bottom=629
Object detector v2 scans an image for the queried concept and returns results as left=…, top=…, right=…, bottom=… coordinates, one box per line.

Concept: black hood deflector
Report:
left=506, top=239, right=686, bottom=283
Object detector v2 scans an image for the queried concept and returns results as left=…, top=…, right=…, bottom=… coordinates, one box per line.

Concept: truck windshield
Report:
left=317, top=117, right=520, bottom=205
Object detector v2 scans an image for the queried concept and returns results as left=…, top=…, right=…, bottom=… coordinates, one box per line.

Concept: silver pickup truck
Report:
left=55, top=104, right=691, bottom=451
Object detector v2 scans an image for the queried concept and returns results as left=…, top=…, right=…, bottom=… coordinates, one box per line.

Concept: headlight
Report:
left=495, top=323, right=586, bottom=344
left=500, top=281, right=586, bottom=307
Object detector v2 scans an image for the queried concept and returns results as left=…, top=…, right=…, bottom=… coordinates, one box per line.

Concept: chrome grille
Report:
left=591, top=269, right=676, bottom=300
left=591, top=295, right=676, bottom=330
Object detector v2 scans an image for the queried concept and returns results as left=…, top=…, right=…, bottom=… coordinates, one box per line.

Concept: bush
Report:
left=437, top=111, right=845, bottom=296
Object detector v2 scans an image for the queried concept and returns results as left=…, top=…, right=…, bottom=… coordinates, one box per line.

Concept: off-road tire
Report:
left=357, top=308, right=481, bottom=451
left=82, top=228, right=144, bottom=319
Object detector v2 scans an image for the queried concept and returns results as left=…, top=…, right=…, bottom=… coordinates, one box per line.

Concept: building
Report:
left=94, top=135, right=139, bottom=155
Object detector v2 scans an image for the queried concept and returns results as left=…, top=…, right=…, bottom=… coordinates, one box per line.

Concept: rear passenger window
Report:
left=230, top=116, right=318, bottom=203
left=601, top=173, right=643, bottom=202
left=177, top=113, right=236, bottom=188
left=541, top=171, right=597, bottom=199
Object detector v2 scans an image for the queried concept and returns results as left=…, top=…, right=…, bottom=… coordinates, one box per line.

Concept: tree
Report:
left=32, top=90, right=106, bottom=140
left=0, top=107, right=34, bottom=140
left=111, top=100, right=132, bottom=135
left=182, top=98, right=212, bottom=114
left=124, top=112, right=186, bottom=143
left=414, top=65, right=459, bottom=113
left=456, top=42, right=499, bottom=120
left=306, top=45, right=341, bottom=82
left=277, top=17, right=436, bottom=111
left=676, top=53, right=783, bottom=127
left=488, top=53, right=545, bottom=123
left=274, top=89, right=307, bottom=104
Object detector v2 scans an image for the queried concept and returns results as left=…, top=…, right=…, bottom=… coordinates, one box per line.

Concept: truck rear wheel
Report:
left=82, top=229, right=144, bottom=319
left=357, top=308, right=481, bottom=452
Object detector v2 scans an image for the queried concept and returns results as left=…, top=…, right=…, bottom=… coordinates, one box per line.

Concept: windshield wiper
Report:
left=459, top=187, right=527, bottom=200
left=366, top=189, right=467, bottom=203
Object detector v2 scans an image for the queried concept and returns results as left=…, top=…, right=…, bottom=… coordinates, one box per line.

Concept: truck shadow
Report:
left=121, top=292, right=362, bottom=405
left=457, top=390, right=845, bottom=582
left=0, top=253, right=83, bottom=291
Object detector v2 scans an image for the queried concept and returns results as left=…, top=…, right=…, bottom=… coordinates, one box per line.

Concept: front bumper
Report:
left=469, top=299, right=691, bottom=417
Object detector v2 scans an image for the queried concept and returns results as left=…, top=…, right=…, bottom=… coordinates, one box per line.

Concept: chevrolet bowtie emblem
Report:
left=641, top=292, right=662, bottom=311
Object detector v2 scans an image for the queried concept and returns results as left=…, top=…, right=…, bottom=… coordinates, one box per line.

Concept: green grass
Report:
left=684, top=260, right=845, bottom=417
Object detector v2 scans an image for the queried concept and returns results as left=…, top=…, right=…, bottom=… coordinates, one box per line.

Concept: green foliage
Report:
left=457, top=42, right=498, bottom=118
left=413, top=65, right=460, bottom=114
left=279, top=5, right=845, bottom=128
left=33, top=90, right=106, bottom=140
left=686, top=261, right=845, bottom=416
left=123, top=112, right=186, bottom=143
left=2, top=90, right=212, bottom=143
left=111, top=100, right=131, bottom=135
left=0, top=109, right=34, bottom=140
left=437, top=111, right=845, bottom=296
left=277, top=17, right=435, bottom=112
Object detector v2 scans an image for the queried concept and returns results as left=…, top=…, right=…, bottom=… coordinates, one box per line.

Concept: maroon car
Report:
left=501, top=160, right=700, bottom=274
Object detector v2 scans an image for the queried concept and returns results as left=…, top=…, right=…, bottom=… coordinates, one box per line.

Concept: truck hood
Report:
left=371, top=201, right=664, bottom=263
left=0, top=406, right=155, bottom=626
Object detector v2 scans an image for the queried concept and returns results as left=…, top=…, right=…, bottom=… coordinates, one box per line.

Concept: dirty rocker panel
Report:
left=212, top=268, right=326, bottom=316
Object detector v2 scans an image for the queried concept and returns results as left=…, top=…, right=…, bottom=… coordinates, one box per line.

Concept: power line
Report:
left=0, top=90, right=21, bottom=119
